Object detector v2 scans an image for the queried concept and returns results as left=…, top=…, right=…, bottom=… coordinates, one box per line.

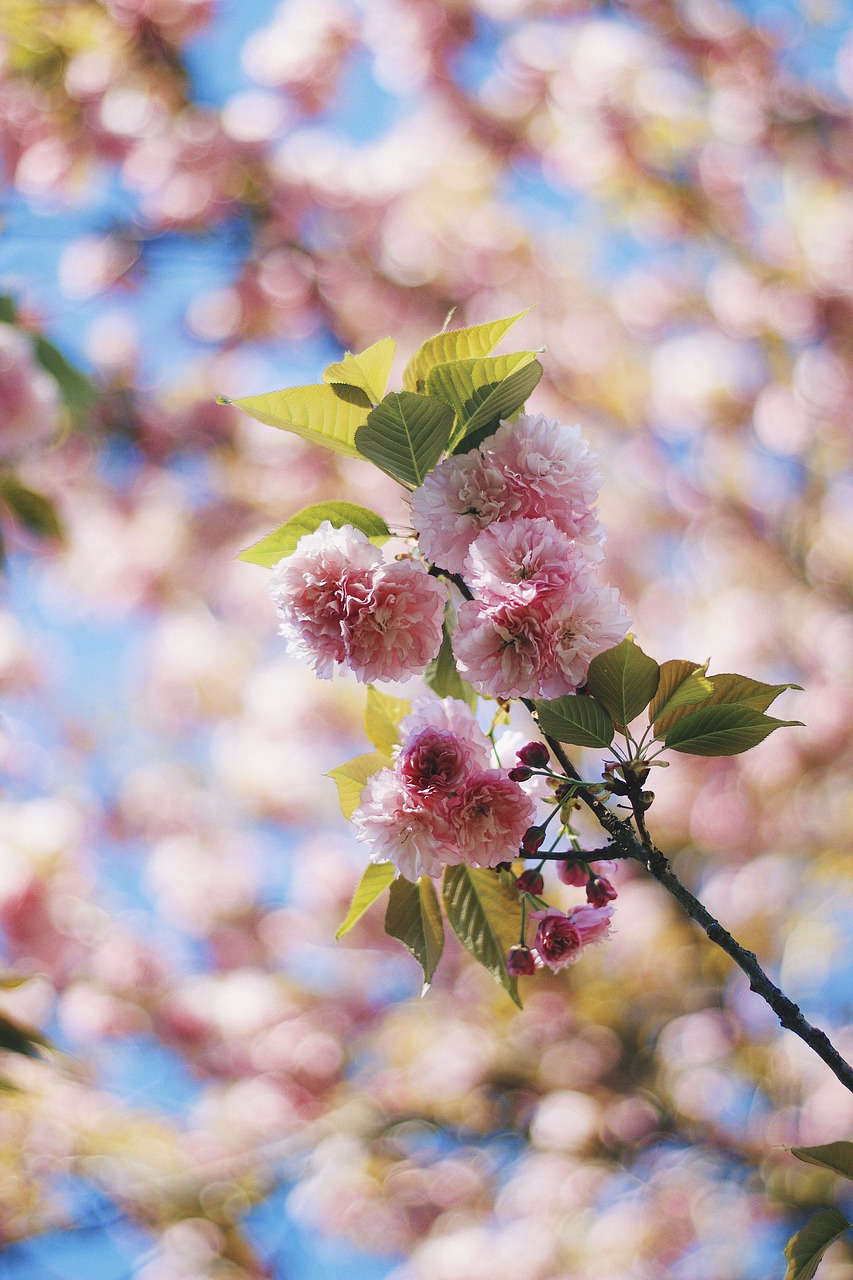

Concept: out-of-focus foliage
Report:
left=2, top=0, right=853, bottom=1276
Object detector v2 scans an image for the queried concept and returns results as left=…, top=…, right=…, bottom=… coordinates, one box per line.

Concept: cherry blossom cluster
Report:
left=353, top=698, right=535, bottom=881
left=508, top=902, right=615, bottom=974
left=410, top=414, right=630, bottom=699
left=268, top=522, right=446, bottom=684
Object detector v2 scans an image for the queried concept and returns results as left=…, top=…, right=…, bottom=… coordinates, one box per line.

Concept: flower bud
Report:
left=517, top=742, right=550, bottom=769
left=586, top=875, right=617, bottom=907
left=557, top=859, right=587, bottom=887
left=509, top=765, right=533, bottom=782
left=516, top=869, right=544, bottom=895
left=521, top=826, right=545, bottom=854
left=506, top=945, right=537, bottom=976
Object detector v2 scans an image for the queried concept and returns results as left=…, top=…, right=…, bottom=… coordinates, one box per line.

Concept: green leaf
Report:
left=336, top=862, right=396, bottom=939
left=662, top=704, right=803, bottom=756
left=223, top=383, right=371, bottom=459
left=534, top=695, right=615, bottom=750
left=0, top=295, right=17, bottom=324
left=323, top=337, right=396, bottom=404
left=403, top=310, right=530, bottom=393
left=649, top=659, right=713, bottom=733
left=0, top=1011, right=50, bottom=1059
left=0, top=476, right=64, bottom=540
left=364, top=686, right=411, bottom=757
left=33, top=335, right=97, bottom=425
left=703, top=672, right=803, bottom=711
left=791, top=1143, right=853, bottom=1181
left=385, top=876, right=444, bottom=986
left=586, top=636, right=660, bottom=729
left=238, top=501, right=390, bottom=567
left=442, top=866, right=523, bottom=1006
left=784, top=1209, right=850, bottom=1280
left=425, top=608, right=477, bottom=709
left=425, top=352, right=542, bottom=450
left=355, top=391, right=454, bottom=489
left=326, top=752, right=390, bottom=820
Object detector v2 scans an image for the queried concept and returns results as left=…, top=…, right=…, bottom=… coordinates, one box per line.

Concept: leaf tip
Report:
left=215, top=395, right=232, bottom=405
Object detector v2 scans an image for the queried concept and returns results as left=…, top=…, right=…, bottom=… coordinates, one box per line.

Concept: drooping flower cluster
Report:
left=269, top=522, right=446, bottom=684
left=353, top=697, right=535, bottom=881
left=410, top=415, right=630, bottom=700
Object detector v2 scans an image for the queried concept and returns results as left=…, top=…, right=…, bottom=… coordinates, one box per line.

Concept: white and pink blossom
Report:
left=447, top=769, right=535, bottom=869
left=409, top=450, right=517, bottom=574
left=399, top=696, right=492, bottom=771
left=453, top=597, right=551, bottom=701
left=354, top=768, right=461, bottom=881
left=464, top=517, right=587, bottom=607
left=538, top=582, right=630, bottom=697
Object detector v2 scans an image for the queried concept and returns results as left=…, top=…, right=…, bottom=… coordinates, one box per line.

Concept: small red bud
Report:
left=517, top=742, right=550, bottom=769
left=509, top=765, right=532, bottom=782
left=516, top=869, right=544, bottom=895
left=586, top=875, right=618, bottom=907
left=506, top=945, right=537, bottom=976
left=521, top=826, right=545, bottom=854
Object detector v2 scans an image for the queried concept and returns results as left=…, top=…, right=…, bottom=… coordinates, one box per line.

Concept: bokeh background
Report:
left=2, top=0, right=853, bottom=1276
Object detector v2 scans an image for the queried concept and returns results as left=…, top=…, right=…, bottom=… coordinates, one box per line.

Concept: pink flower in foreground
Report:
left=410, top=450, right=518, bottom=574
left=354, top=769, right=460, bottom=881
left=453, top=597, right=550, bottom=701
left=399, top=696, right=492, bottom=771
left=464, top=517, right=587, bottom=606
left=399, top=727, right=471, bottom=798
left=269, top=522, right=445, bottom=683
left=531, top=903, right=614, bottom=971
left=538, top=581, right=630, bottom=697
left=447, top=769, right=535, bottom=869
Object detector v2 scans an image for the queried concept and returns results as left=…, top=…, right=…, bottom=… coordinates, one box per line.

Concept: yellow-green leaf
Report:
left=662, top=704, right=802, bottom=756
left=403, top=310, right=529, bottom=393
left=649, top=659, right=713, bottom=733
left=442, top=866, right=523, bottom=1006
left=326, top=752, right=390, bottom=819
left=365, top=686, right=411, bottom=756
left=784, top=1209, right=850, bottom=1280
left=336, top=862, right=396, bottom=939
left=703, top=672, right=803, bottom=711
left=586, top=636, right=660, bottom=729
left=0, top=476, right=64, bottom=541
left=791, top=1143, right=853, bottom=1181
left=238, top=502, right=390, bottom=567
left=385, top=876, right=445, bottom=986
left=223, top=383, right=371, bottom=459
left=323, top=337, right=396, bottom=404
left=425, top=352, right=542, bottom=450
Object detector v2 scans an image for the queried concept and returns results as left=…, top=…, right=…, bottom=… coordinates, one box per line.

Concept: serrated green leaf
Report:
left=355, top=391, right=454, bottom=489
left=704, top=672, right=803, bottom=711
left=323, top=337, right=396, bottom=404
left=534, top=695, right=615, bottom=750
left=784, top=1209, right=850, bottom=1280
left=403, top=310, right=529, bottom=393
left=326, top=752, right=391, bottom=819
left=224, top=383, right=371, bottom=459
left=425, top=608, right=477, bottom=709
left=649, top=659, right=713, bottom=732
left=336, top=862, right=396, bottom=939
left=0, top=1011, right=51, bottom=1059
left=238, top=502, right=390, bottom=567
left=442, top=866, right=523, bottom=1006
left=662, top=704, right=802, bottom=756
left=424, top=352, right=542, bottom=451
left=33, top=335, right=96, bottom=425
left=791, top=1143, right=853, bottom=1181
left=0, top=477, right=64, bottom=540
left=385, top=876, right=444, bottom=986
left=364, top=686, right=412, bottom=756
left=586, top=636, right=660, bottom=729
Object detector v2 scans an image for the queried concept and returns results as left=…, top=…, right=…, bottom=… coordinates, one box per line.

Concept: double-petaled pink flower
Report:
left=531, top=904, right=614, bottom=971
left=269, top=522, right=445, bottom=684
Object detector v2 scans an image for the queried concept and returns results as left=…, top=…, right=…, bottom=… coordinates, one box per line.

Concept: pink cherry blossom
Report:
left=538, top=581, right=630, bottom=697
left=398, top=727, right=471, bottom=798
left=447, top=769, right=535, bottom=869
left=353, top=768, right=461, bottom=881
left=409, top=450, right=517, bottom=574
left=557, top=858, right=618, bottom=886
left=452, top=597, right=550, bottom=701
left=464, top=517, right=588, bottom=606
left=399, top=696, right=492, bottom=771
left=531, top=903, right=614, bottom=970
left=269, top=522, right=445, bottom=684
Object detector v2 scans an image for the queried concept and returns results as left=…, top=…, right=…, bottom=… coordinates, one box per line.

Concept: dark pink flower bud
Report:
left=557, top=859, right=587, bottom=887
left=521, top=825, right=545, bottom=854
left=517, top=742, right=550, bottom=769
left=516, top=869, right=544, bottom=895
left=586, top=875, right=617, bottom=907
left=508, top=765, right=532, bottom=782
left=507, top=945, right=537, bottom=976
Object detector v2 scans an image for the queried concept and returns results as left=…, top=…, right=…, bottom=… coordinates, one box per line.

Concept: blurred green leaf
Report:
left=0, top=1011, right=51, bottom=1059
left=662, top=704, right=802, bottom=755
left=0, top=294, right=18, bottom=324
left=33, top=335, right=97, bottom=425
left=355, top=391, right=454, bottom=489
left=403, top=310, right=529, bottom=392
left=385, top=875, right=444, bottom=986
left=0, top=476, right=64, bottom=541
left=223, top=383, right=371, bottom=459
left=586, top=636, right=660, bottom=729
left=784, top=1209, right=849, bottom=1280
left=238, top=501, right=390, bottom=567
left=323, top=337, right=396, bottom=404
left=327, top=752, right=390, bottom=820
left=442, top=866, right=522, bottom=1006
left=534, top=694, right=614, bottom=749
left=336, top=863, right=396, bottom=939
left=364, top=685, right=411, bottom=757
